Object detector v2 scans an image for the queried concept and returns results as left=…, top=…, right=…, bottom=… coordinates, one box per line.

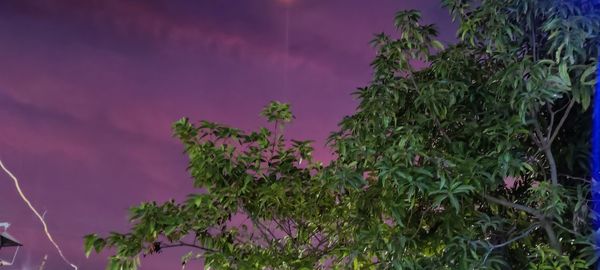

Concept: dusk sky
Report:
left=0, top=1, right=454, bottom=269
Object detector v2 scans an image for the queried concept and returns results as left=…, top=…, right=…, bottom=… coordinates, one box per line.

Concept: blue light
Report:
left=593, top=50, right=600, bottom=269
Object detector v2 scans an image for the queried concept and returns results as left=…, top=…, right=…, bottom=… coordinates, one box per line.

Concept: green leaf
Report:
left=83, top=2, right=598, bottom=269
left=580, top=65, right=597, bottom=86
left=84, top=234, right=98, bottom=257
left=559, top=62, right=571, bottom=86
left=432, top=40, right=445, bottom=50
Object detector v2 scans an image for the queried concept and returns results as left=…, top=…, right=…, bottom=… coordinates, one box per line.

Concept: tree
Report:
left=85, top=0, right=600, bottom=269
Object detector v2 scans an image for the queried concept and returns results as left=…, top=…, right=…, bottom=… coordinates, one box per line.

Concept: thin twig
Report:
left=251, top=218, right=283, bottom=250
left=559, top=174, right=590, bottom=183
left=274, top=218, right=292, bottom=239
left=547, top=99, right=575, bottom=146
left=161, top=241, right=219, bottom=253
left=546, top=103, right=555, bottom=136
left=530, top=5, right=538, bottom=62
left=270, top=120, right=279, bottom=162
left=484, top=194, right=560, bottom=251
left=553, top=221, right=582, bottom=237
left=482, top=224, right=539, bottom=265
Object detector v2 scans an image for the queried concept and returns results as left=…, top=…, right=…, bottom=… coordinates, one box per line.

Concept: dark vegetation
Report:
left=85, top=0, right=600, bottom=269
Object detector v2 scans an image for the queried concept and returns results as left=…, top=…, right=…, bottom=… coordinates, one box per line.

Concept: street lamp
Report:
left=0, top=223, right=21, bottom=267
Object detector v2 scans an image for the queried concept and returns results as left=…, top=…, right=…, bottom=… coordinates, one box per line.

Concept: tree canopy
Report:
left=85, top=0, right=600, bottom=269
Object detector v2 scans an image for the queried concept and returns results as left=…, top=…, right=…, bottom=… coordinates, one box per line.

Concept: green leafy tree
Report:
left=85, top=101, right=359, bottom=269
left=85, top=0, right=600, bottom=269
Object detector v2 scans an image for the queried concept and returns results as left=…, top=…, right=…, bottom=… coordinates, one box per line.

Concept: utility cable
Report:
left=0, top=159, right=78, bottom=270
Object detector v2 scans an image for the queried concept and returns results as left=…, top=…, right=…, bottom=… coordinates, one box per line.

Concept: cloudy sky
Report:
left=0, top=1, right=454, bottom=269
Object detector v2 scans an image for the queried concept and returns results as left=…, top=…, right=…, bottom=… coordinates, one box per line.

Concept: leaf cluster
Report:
left=86, top=1, right=600, bottom=269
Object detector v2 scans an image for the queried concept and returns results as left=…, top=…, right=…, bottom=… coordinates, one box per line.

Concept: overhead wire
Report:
left=0, top=159, right=78, bottom=270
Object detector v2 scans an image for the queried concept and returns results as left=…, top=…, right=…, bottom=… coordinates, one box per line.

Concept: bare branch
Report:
left=530, top=6, right=538, bottom=62
left=270, top=120, right=280, bottom=161
left=273, top=218, right=294, bottom=243
left=161, top=241, right=219, bottom=253
left=543, top=146, right=559, bottom=186
left=547, top=98, right=575, bottom=146
left=251, top=218, right=283, bottom=250
left=482, top=224, right=539, bottom=265
left=531, top=117, right=559, bottom=185
left=559, top=174, right=590, bottom=183
left=542, top=222, right=561, bottom=252
left=546, top=103, right=555, bottom=136
left=484, top=195, right=560, bottom=251
left=553, top=221, right=583, bottom=237
left=484, top=195, right=542, bottom=218
left=531, top=117, right=547, bottom=144
left=529, top=130, right=544, bottom=149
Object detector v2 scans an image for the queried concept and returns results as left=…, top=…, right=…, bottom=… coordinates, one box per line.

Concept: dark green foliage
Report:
left=85, top=1, right=600, bottom=269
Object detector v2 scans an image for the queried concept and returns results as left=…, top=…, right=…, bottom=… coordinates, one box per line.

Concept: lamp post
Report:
left=0, top=223, right=21, bottom=267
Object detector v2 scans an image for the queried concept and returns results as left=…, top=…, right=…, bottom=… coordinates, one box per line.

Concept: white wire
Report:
left=284, top=6, right=289, bottom=93
left=0, top=159, right=78, bottom=270
left=9, top=246, right=19, bottom=265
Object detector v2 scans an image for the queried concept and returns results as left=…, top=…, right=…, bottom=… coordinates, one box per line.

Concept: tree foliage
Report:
left=85, top=0, right=600, bottom=269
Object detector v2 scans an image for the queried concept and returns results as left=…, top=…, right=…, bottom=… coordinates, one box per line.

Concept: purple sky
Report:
left=0, top=1, right=453, bottom=269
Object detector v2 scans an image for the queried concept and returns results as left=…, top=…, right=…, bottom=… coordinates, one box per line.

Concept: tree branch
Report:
left=531, top=117, right=547, bottom=145
left=482, top=224, right=539, bottom=265
left=251, top=218, right=283, bottom=250
left=546, top=103, right=555, bottom=136
left=543, top=146, right=559, bottom=186
left=434, top=118, right=452, bottom=142
left=273, top=218, right=297, bottom=248
left=529, top=129, right=544, bottom=149
left=270, top=120, right=280, bottom=161
left=484, top=195, right=542, bottom=217
left=161, top=241, right=219, bottom=253
left=546, top=98, right=572, bottom=137
left=531, top=117, right=559, bottom=185
left=553, top=221, right=583, bottom=237
left=559, top=174, right=590, bottom=183
left=530, top=5, right=538, bottom=62
left=547, top=98, right=575, bottom=146
left=542, top=221, right=561, bottom=252
left=484, top=195, right=560, bottom=251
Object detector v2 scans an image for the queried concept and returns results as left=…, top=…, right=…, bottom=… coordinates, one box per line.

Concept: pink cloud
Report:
left=0, top=111, right=94, bottom=162
left=0, top=2, right=456, bottom=269
left=6, top=0, right=325, bottom=72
